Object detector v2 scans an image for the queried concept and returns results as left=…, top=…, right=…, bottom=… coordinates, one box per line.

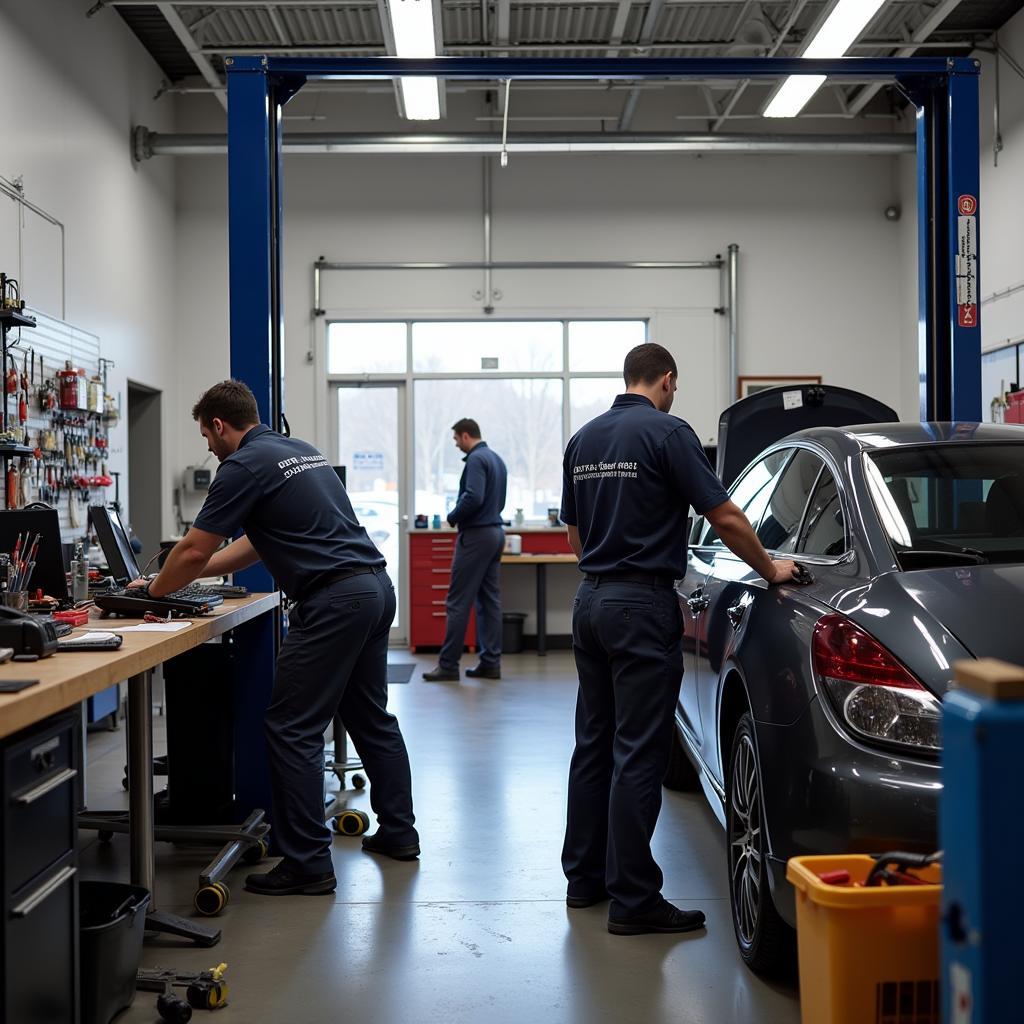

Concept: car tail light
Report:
left=812, top=614, right=941, bottom=753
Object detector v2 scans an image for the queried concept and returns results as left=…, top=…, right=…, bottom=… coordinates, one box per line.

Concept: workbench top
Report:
left=0, top=593, right=280, bottom=740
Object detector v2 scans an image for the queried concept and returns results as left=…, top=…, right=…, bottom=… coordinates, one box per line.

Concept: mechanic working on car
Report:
left=132, top=379, right=420, bottom=894
left=560, top=342, right=798, bottom=935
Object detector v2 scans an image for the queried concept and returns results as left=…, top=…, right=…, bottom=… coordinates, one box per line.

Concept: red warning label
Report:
left=958, top=194, right=978, bottom=216
left=958, top=304, right=977, bottom=327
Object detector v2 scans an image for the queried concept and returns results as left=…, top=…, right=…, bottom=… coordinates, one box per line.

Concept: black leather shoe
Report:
left=244, top=863, right=336, bottom=896
left=608, top=901, right=706, bottom=935
left=361, top=833, right=421, bottom=861
left=465, top=664, right=501, bottom=679
left=566, top=889, right=609, bottom=909
left=422, top=666, right=459, bottom=682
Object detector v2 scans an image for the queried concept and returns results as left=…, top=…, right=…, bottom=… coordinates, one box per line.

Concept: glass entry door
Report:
left=333, top=383, right=407, bottom=643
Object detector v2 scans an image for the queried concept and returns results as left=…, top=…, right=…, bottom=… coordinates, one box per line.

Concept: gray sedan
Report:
left=670, top=420, right=1024, bottom=974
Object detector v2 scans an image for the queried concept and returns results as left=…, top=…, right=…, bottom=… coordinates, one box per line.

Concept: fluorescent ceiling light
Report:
left=764, top=0, right=888, bottom=118
left=389, top=0, right=436, bottom=57
left=400, top=77, right=441, bottom=120
left=387, top=0, right=442, bottom=119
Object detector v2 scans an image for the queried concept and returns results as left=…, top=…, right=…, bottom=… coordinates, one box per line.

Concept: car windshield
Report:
left=867, top=442, right=1024, bottom=568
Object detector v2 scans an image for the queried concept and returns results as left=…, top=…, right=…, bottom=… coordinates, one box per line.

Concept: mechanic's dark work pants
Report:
left=439, top=525, right=505, bottom=671
left=562, top=579, right=684, bottom=917
left=265, top=570, right=418, bottom=874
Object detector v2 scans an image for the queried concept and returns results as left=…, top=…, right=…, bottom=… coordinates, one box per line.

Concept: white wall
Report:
left=0, top=0, right=179, bottom=538
left=175, top=144, right=911, bottom=461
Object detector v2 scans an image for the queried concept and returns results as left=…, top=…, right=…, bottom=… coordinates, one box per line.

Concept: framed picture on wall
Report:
left=737, top=375, right=822, bottom=399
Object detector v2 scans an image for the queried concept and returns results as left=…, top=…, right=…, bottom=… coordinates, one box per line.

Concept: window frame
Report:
left=692, top=440, right=853, bottom=564
left=325, top=316, right=647, bottom=524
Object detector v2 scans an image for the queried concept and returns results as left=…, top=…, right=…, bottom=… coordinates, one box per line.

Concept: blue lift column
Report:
left=942, top=659, right=1024, bottom=1024
left=224, top=57, right=303, bottom=818
left=907, top=58, right=981, bottom=422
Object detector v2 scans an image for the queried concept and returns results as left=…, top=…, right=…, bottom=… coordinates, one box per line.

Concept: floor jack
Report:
left=137, top=962, right=230, bottom=1022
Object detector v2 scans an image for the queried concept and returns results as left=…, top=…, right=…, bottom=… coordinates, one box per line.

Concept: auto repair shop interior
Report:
left=2, top=0, right=1023, bottom=1022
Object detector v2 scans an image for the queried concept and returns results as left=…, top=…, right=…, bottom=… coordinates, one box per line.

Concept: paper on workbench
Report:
left=108, top=621, right=193, bottom=633
left=60, top=631, right=120, bottom=644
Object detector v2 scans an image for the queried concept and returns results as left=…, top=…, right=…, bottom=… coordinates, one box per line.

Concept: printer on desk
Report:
left=0, top=605, right=57, bottom=659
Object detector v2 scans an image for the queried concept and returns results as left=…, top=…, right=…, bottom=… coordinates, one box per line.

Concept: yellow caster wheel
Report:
left=333, top=809, right=370, bottom=836
left=194, top=881, right=230, bottom=916
left=242, top=837, right=270, bottom=865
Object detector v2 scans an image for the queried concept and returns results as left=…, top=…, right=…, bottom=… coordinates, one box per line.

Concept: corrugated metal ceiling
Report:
left=115, top=0, right=1023, bottom=122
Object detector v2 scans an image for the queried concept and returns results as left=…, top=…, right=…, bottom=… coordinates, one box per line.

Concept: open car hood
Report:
left=716, top=384, right=897, bottom=487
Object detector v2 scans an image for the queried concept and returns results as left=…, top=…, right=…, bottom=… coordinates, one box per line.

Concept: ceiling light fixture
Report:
left=764, top=0, right=888, bottom=118
left=387, top=0, right=442, bottom=120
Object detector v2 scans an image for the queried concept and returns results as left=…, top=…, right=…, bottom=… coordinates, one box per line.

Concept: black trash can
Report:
left=502, top=612, right=527, bottom=654
left=79, top=881, right=151, bottom=1024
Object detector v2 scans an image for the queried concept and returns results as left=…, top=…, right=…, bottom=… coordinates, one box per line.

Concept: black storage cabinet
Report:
left=1, top=710, right=80, bottom=1024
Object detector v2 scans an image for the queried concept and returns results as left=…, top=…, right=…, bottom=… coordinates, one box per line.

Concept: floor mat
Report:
left=387, top=663, right=417, bottom=684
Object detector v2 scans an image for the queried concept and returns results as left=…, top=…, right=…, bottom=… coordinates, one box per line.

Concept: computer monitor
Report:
left=0, top=506, right=70, bottom=601
left=89, top=505, right=143, bottom=584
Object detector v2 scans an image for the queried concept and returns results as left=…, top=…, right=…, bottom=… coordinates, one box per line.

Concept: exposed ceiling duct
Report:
left=132, top=126, right=916, bottom=158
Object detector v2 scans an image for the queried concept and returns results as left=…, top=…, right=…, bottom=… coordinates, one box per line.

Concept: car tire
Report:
left=726, top=712, right=796, bottom=977
left=663, top=725, right=699, bottom=791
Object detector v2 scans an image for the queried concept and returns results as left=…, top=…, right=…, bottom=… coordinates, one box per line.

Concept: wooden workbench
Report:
left=500, top=553, right=578, bottom=655
left=0, top=593, right=280, bottom=741
left=0, top=593, right=280, bottom=950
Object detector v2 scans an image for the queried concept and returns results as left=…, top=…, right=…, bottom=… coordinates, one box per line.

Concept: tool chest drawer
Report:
left=3, top=853, right=78, bottom=1024
left=2, top=711, right=78, bottom=897
left=409, top=606, right=475, bottom=648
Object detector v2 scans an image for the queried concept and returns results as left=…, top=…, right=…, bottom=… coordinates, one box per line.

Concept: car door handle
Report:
left=727, top=602, right=746, bottom=628
left=687, top=591, right=709, bottom=613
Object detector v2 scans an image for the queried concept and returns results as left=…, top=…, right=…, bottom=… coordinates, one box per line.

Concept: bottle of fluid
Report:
left=71, top=543, right=89, bottom=602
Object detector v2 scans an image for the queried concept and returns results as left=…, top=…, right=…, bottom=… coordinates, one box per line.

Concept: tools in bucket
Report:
left=816, top=850, right=942, bottom=888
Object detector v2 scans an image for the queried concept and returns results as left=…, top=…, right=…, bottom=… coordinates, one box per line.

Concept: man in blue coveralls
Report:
left=135, top=380, right=420, bottom=895
left=424, top=418, right=508, bottom=682
left=560, top=344, right=798, bottom=935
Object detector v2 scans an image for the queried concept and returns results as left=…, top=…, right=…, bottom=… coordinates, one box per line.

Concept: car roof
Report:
left=780, top=421, right=1024, bottom=455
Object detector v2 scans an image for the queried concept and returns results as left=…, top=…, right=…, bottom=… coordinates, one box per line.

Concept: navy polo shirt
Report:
left=193, top=425, right=384, bottom=599
left=560, top=394, right=729, bottom=578
left=447, top=441, right=508, bottom=530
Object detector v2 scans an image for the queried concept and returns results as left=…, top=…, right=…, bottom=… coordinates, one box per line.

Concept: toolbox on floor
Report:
left=79, top=881, right=151, bottom=1024
left=786, top=854, right=941, bottom=1024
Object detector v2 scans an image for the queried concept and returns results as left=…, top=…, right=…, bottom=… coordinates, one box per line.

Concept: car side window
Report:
left=798, top=469, right=847, bottom=556
left=700, top=449, right=791, bottom=546
left=757, top=450, right=822, bottom=553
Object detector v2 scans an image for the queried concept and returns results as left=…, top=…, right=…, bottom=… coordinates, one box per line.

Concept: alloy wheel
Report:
left=729, top=732, right=762, bottom=948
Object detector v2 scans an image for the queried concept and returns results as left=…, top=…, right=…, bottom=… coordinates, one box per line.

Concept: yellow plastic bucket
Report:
left=786, top=855, right=942, bottom=1024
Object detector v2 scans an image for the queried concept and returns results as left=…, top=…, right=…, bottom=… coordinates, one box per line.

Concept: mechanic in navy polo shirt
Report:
left=560, top=343, right=798, bottom=935
left=135, top=380, right=420, bottom=896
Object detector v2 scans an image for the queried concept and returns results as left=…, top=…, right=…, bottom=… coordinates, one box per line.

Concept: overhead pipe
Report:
left=133, top=126, right=915, bottom=159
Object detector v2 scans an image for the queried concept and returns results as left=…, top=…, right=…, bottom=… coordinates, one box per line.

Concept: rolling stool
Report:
left=325, top=714, right=370, bottom=837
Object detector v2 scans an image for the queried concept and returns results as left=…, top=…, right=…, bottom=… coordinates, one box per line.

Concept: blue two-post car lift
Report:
left=223, top=54, right=982, bottom=917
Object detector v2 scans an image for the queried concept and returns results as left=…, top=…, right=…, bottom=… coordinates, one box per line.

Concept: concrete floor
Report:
left=79, top=652, right=800, bottom=1024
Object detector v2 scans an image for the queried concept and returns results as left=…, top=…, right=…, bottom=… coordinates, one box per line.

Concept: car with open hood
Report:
left=669, top=384, right=1024, bottom=974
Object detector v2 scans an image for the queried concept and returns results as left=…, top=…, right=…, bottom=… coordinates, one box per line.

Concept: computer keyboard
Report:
left=163, top=584, right=224, bottom=607
left=176, top=582, right=248, bottom=599
left=94, top=590, right=217, bottom=618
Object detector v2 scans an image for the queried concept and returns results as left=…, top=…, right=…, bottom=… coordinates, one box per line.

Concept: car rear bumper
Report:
left=756, top=695, right=941, bottom=926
